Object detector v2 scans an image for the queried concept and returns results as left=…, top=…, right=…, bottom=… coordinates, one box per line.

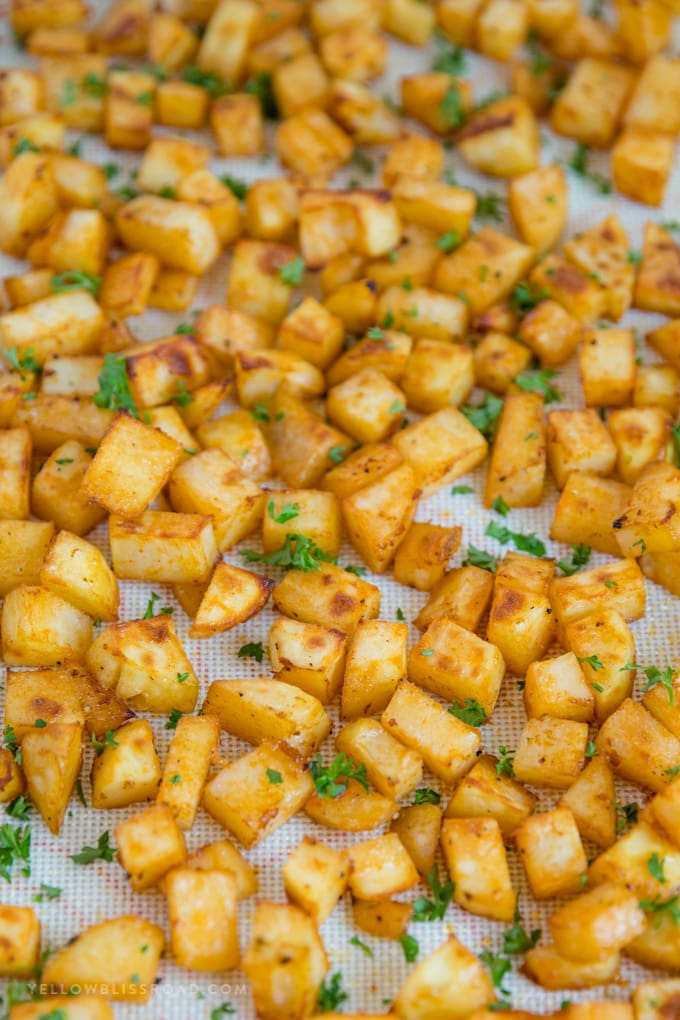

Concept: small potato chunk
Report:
left=269, top=617, right=347, bottom=703
left=0, top=905, right=40, bottom=977
left=1, top=584, right=92, bottom=666
left=408, top=616, right=504, bottom=718
left=91, top=719, right=161, bottom=810
left=42, top=916, right=164, bottom=1002
left=549, top=882, right=646, bottom=963
left=40, top=529, right=118, bottom=622
left=579, top=327, right=636, bottom=408
left=115, top=195, right=221, bottom=275
left=166, top=868, right=239, bottom=971
left=560, top=756, right=617, bottom=849
left=484, top=388, right=546, bottom=508
left=157, top=715, right=220, bottom=830
left=336, top=718, right=423, bottom=800
left=546, top=408, right=617, bottom=489
left=515, top=805, right=588, bottom=899
left=382, top=682, right=480, bottom=784
left=345, top=832, right=419, bottom=901
left=243, top=902, right=328, bottom=1020
left=115, top=803, right=187, bottom=892
left=391, top=407, right=488, bottom=497
left=513, top=716, right=588, bottom=789
left=342, top=462, right=421, bottom=573
left=394, top=936, right=495, bottom=1019
left=564, top=608, right=635, bottom=722
left=457, top=95, right=540, bottom=177
left=415, top=565, right=494, bottom=633
left=283, top=836, right=348, bottom=924
left=82, top=413, right=182, bottom=520
left=22, top=721, right=82, bottom=834
left=190, top=561, right=272, bottom=639
left=393, top=522, right=462, bottom=591
left=273, top=563, right=380, bottom=633
left=442, top=817, right=515, bottom=923
left=327, top=369, right=407, bottom=443
left=507, top=165, right=567, bottom=252
left=524, top=944, right=620, bottom=990
left=203, top=741, right=314, bottom=849
left=445, top=754, right=536, bottom=837
left=596, top=699, right=680, bottom=792
left=202, top=678, right=330, bottom=759
left=341, top=619, right=407, bottom=718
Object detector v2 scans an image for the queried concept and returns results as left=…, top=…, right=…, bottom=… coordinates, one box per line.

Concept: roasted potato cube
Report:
left=549, top=557, right=646, bottom=642
left=441, top=816, right=515, bottom=922
left=507, top=165, right=567, bottom=253
left=550, top=882, right=646, bottom=962
left=40, top=529, right=118, bottom=622
left=513, top=716, right=589, bottom=789
left=394, top=936, right=495, bottom=1019
left=273, top=562, right=380, bottom=633
left=393, top=522, right=462, bottom=591
left=579, top=327, right=636, bottom=407
left=22, top=720, right=82, bottom=834
left=282, top=836, right=348, bottom=924
left=524, top=944, right=620, bottom=990
left=409, top=615, right=503, bottom=718
left=0, top=905, right=40, bottom=977
left=166, top=868, right=239, bottom=971
left=336, top=717, right=423, bottom=800
left=91, top=718, right=161, bottom=810
left=529, top=253, right=608, bottom=323
left=168, top=448, right=264, bottom=551
left=203, top=677, right=329, bottom=758
left=243, top=902, right=328, bottom=1020
left=82, top=412, right=182, bottom=519
left=415, top=565, right=494, bottom=633
left=1, top=583, right=91, bottom=666
left=524, top=652, right=594, bottom=722
left=341, top=619, right=407, bottom=718
left=546, top=408, right=617, bottom=489
left=515, top=805, right=587, bottom=899
left=41, top=915, right=164, bottom=1002
left=115, top=802, right=187, bottom=892
left=382, top=682, right=481, bottom=784
left=614, top=462, right=680, bottom=556
left=342, top=462, right=420, bottom=573
left=189, top=561, right=272, bottom=639
left=269, top=617, right=347, bottom=704
left=551, top=58, right=635, bottom=146
left=305, top=777, right=397, bottom=832
left=444, top=753, right=536, bottom=836
left=595, top=699, right=680, bottom=792
left=31, top=441, right=106, bottom=536
left=560, top=755, right=617, bottom=849
left=203, top=741, right=314, bottom=848
left=457, top=95, right=540, bottom=177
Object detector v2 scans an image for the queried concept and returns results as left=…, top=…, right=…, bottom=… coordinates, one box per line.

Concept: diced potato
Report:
left=434, top=227, right=535, bottom=317
left=346, top=832, right=419, bottom=901
left=524, top=943, right=620, bottom=990
left=393, top=522, right=462, bottom=591
left=273, top=563, right=380, bottom=633
left=560, top=755, right=617, bottom=849
left=394, top=936, right=495, bottom=1019
left=341, top=619, right=407, bottom=718
left=0, top=905, right=40, bottom=977
left=203, top=741, right=314, bottom=848
left=269, top=617, right=347, bottom=703
left=115, top=802, right=187, bottom=892
left=190, top=561, right=272, bottom=639
left=513, top=716, right=589, bottom=789
left=579, top=327, right=636, bottom=408
left=515, top=805, right=588, bottom=899
left=243, top=902, right=328, bottom=1020
left=507, top=166, right=567, bottom=253
left=40, top=529, right=118, bottom=622
left=282, top=836, right=348, bottom=924
left=612, top=128, right=675, bottom=207
left=382, top=682, right=480, bottom=784
left=392, top=407, right=488, bottom=497
left=342, top=462, right=420, bottom=573
left=445, top=753, right=536, bottom=836
left=202, top=678, right=330, bottom=758
left=336, top=718, right=423, bottom=800
left=549, top=557, right=646, bottom=643
left=415, top=565, right=494, bottom=633
left=409, top=615, right=504, bottom=718
left=82, top=412, right=182, bottom=520
left=22, top=720, right=82, bottom=834
left=614, top=462, right=680, bottom=556
left=442, top=816, right=515, bottom=921
left=305, top=777, right=397, bottom=832
left=166, top=868, right=239, bottom=971
left=42, top=916, right=164, bottom=1002
left=551, top=58, right=636, bottom=147
left=564, top=608, right=635, bottom=722
left=596, top=699, right=680, bottom=792
left=390, top=803, right=441, bottom=876
left=31, top=441, right=106, bottom=536
left=524, top=652, right=594, bottom=722
left=551, top=472, right=631, bottom=556
left=168, top=448, right=265, bottom=551
left=1, top=583, right=92, bottom=666
left=91, top=718, right=161, bottom=810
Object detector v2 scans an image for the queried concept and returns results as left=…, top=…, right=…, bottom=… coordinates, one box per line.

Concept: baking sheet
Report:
left=1, top=6, right=680, bottom=1017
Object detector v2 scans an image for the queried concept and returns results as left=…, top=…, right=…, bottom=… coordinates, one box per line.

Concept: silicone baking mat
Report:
left=1, top=5, right=679, bottom=1016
